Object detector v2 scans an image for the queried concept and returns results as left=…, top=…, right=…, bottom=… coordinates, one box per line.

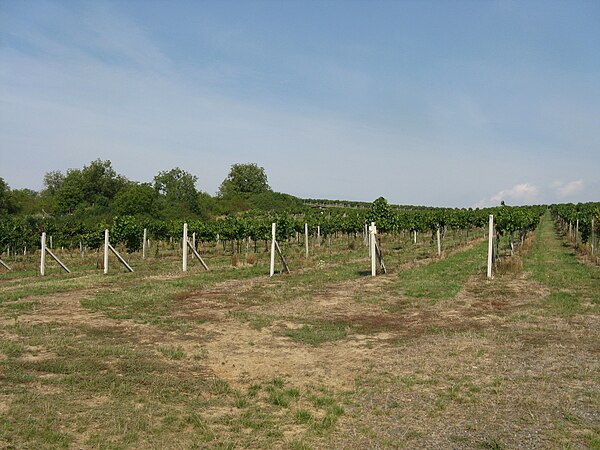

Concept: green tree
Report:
left=10, top=189, right=40, bottom=215
left=114, top=183, right=158, bottom=216
left=0, top=177, right=16, bottom=214
left=42, top=170, right=65, bottom=196
left=53, top=160, right=127, bottom=214
left=153, top=168, right=201, bottom=217
left=367, top=197, right=393, bottom=231
left=80, top=159, right=127, bottom=207
left=219, top=163, right=271, bottom=197
left=55, top=169, right=86, bottom=214
left=153, top=167, right=199, bottom=208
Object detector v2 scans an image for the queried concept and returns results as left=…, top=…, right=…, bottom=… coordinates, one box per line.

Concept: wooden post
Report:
left=143, top=228, right=147, bottom=259
left=192, top=232, right=196, bottom=250
left=304, top=223, right=309, bottom=258
left=104, top=229, right=109, bottom=274
left=270, top=223, right=276, bottom=277
left=0, top=258, right=10, bottom=271
left=487, top=215, right=494, bottom=279
left=183, top=223, right=188, bottom=272
left=437, top=228, right=441, bottom=256
left=40, top=232, right=46, bottom=276
left=370, top=222, right=377, bottom=276
left=274, top=241, right=290, bottom=273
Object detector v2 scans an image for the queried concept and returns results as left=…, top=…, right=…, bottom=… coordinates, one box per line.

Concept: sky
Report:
left=1, top=0, right=599, bottom=207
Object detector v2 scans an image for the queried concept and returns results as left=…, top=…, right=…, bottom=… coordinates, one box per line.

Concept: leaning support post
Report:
left=274, top=241, right=290, bottom=273
left=41, top=232, right=46, bottom=276
left=487, top=215, right=494, bottom=279
left=186, top=239, right=209, bottom=271
left=41, top=231, right=70, bottom=275
left=104, top=229, right=133, bottom=273
left=437, top=227, right=442, bottom=257
left=45, top=247, right=71, bottom=274
left=0, top=258, right=11, bottom=271
left=107, top=243, right=134, bottom=272
left=270, top=223, right=276, bottom=277
left=374, top=240, right=387, bottom=274
left=183, top=223, right=188, bottom=272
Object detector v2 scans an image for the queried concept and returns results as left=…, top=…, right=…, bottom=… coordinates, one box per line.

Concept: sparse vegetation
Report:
left=0, top=211, right=598, bottom=449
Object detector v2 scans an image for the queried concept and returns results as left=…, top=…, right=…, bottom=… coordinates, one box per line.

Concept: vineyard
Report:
left=1, top=200, right=599, bottom=449
left=0, top=200, right=561, bottom=277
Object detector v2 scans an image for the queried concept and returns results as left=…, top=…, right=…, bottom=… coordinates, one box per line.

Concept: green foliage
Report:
left=153, top=167, right=200, bottom=215
left=54, top=160, right=127, bottom=214
left=551, top=202, right=599, bottom=243
left=367, top=197, right=393, bottom=231
left=219, top=163, right=270, bottom=197
left=111, top=216, right=143, bottom=252
left=114, top=183, right=158, bottom=216
left=0, top=177, right=17, bottom=214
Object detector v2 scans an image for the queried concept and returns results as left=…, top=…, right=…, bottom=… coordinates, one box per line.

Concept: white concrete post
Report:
left=437, top=228, right=442, bottom=256
left=183, top=223, right=188, bottom=272
left=370, top=222, right=377, bottom=276
left=270, top=223, right=276, bottom=277
left=487, top=215, right=494, bottom=279
left=413, top=230, right=417, bottom=244
left=40, top=232, right=46, bottom=276
left=104, top=229, right=109, bottom=274
left=575, top=219, right=579, bottom=248
left=192, top=232, right=196, bottom=250
left=592, top=218, right=595, bottom=255
left=304, top=223, right=309, bottom=258
left=142, top=228, right=147, bottom=259
left=569, top=221, right=572, bottom=238
left=49, top=235, right=53, bottom=249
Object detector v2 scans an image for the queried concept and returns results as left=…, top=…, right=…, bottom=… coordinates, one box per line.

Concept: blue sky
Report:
left=1, top=0, right=599, bottom=207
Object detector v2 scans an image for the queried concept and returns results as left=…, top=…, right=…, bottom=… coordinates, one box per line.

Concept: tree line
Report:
left=0, top=160, right=304, bottom=221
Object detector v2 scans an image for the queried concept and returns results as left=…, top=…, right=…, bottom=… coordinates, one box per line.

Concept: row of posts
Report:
left=9, top=214, right=502, bottom=280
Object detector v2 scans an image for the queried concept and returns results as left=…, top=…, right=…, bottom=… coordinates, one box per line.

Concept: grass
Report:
left=1, top=223, right=598, bottom=448
left=283, top=321, right=351, bottom=345
left=397, top=240, right=487, bottom=301
left=525, top=214, right=600, bottom=316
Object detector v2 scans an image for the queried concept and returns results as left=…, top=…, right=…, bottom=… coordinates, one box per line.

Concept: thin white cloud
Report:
left=554, top=179, right=584, bottom=198
left=476, top=183, right=539, bottom=208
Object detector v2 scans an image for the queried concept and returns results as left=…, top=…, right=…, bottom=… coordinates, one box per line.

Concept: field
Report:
left=1, top=214, right=599, bottom=449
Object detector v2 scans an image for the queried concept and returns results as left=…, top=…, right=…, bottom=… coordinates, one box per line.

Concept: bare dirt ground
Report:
left=1, top=224, right=598, bottom=449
